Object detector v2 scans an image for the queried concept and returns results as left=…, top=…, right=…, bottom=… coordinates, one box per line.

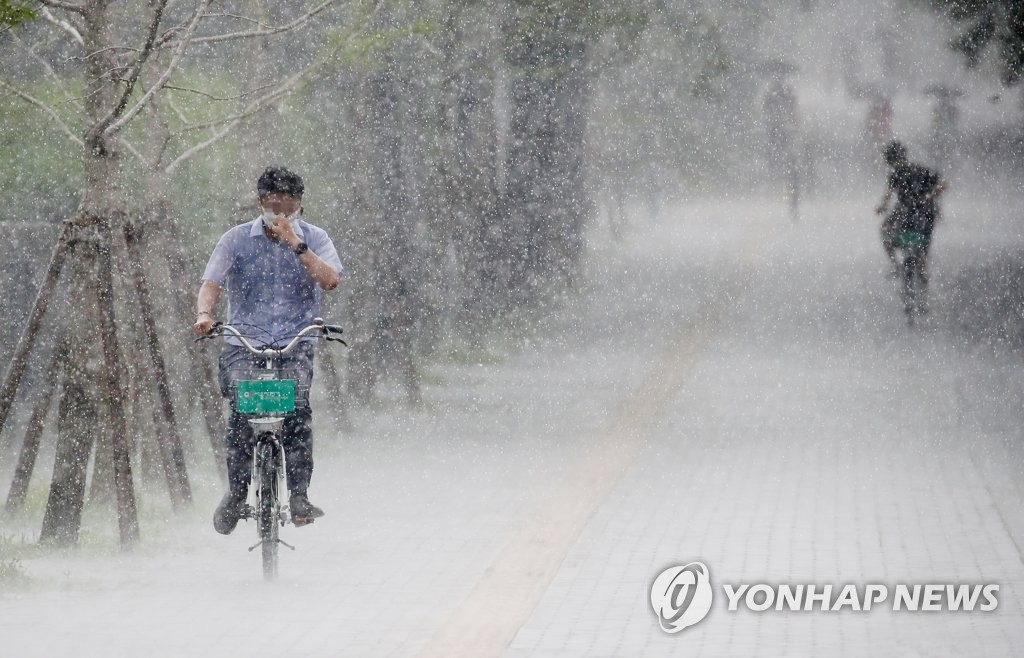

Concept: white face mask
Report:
left=261, top=209, right=297, bottom=228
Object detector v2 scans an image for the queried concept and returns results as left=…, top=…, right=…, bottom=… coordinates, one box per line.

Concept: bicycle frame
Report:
left=891, top=236, right=929, bottom=327
left=200, top=319, right=343, bottom=579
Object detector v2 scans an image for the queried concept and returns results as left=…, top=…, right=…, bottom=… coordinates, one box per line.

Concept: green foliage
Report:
left=588, top=0, right=734, bottom=188
left=0, top=84, right=82, bottom=222
left=0, top=558, right=29, bottom=587
left=0, top=0, right=36, bottom=26
left=325, top=17, right=439, bottom=70
left=919, top=0, right=1024, bottom=85
left=504, top=0, right=651, bottom=69
left=952, top=10, right=997, bottom=66
left=0, top=533, right=35, bottom=588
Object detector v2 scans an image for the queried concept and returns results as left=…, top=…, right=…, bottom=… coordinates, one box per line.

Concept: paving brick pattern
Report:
left=2, top=191, right=1023, bottom=657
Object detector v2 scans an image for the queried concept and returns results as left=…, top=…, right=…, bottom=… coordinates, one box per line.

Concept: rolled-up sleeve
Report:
left=309, top=230, right=344, bottom=278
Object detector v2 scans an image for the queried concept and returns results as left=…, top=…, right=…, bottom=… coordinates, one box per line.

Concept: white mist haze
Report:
left=2, top=0, right=1024, bottom=656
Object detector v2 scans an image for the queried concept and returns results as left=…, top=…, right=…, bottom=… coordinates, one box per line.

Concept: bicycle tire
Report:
left=256, top=438, right=280, bottom=580
left=901, top=254, right=927, bottom=326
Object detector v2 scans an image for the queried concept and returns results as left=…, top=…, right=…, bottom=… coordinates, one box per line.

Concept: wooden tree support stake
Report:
left=4, top=335, right=67, bottom=514
left=122, top=221, right=192, bottom=509
left=96, top=222, right=139, bottom=546
left=164, top=220, right=226, bottom=477
left=0, top=222, right=72, bottom=436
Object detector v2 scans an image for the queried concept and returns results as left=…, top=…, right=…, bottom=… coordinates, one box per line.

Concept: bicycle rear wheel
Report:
left=256, top=439, right=280, bottom=580
left=901, top=254, right=927, bottom=326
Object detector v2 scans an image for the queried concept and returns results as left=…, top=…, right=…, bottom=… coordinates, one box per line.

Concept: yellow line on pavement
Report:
left=416, top=218, right=770, bottom=658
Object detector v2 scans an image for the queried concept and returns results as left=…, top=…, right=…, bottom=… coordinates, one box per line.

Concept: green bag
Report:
left=893, top=229, right=927, bottom=250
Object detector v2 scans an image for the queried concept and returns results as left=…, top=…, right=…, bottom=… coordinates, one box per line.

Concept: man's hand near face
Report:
left=265, top=215, right=302, bottom=250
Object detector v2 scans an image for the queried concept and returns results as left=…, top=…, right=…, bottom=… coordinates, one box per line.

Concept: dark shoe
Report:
left=213, top=492, right=246, bottom=535
left=289, top=491, right=324, bottom=525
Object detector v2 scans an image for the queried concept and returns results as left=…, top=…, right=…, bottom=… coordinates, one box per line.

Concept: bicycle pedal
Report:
left=292, top=516, right=315, bottom=527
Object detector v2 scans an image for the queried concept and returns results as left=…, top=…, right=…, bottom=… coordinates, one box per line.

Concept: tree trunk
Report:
left=502, top=6, right=592, bottom=301
left=346, top=68, right=422, bottom=404
left=438, top=6, right=502, bottom=335
left=43, top=0, right=140, bottom=545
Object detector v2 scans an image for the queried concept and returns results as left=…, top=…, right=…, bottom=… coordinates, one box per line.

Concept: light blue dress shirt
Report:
left=202, top=216, right=344, bottom=347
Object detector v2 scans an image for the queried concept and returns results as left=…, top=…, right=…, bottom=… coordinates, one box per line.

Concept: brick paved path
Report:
left=2, top=189, right=1023, bottom=657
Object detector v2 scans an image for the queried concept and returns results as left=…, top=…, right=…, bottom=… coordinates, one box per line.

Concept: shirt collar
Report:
left=248, top=216, right=306, bottom=241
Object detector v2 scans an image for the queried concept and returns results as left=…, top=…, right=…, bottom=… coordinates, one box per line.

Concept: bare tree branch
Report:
left=0, top=78, right=83, bottom=148
left=165, top=97, right=192, bottom=125
left=83, top=46, right=142, bottom=61
left=163, top=82, right=277, bottom=102
left=37, top=0, right=87, bottom=16
left=165, top=0, right=382, bottom=139
left=163, top=118, right=240, bottom=174
left=10, top=30, right=84, bottom=112
left=166, top=82, right=291, bottom=142
left=95, top=0, right=171, bottom=137
left=37, top=6, right=84, bottom=46
left=200, top=13, right=273, bottom=28
left=163, top=67, right=309, bottom=173
left=185, top=0, right=335, bottom=46
left=102, top=0, right=213, bottom=138
left=171, top=67, right=307, bottom=135
left=66, top=77, right=116, bottom=103
left=159, top=0, right=378, bottom=172
left=120, top=136, right=145, bottom=164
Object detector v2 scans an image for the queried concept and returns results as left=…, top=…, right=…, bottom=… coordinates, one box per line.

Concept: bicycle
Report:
left=891, top=229, right=929, bottom=326
left=198, top=318, right=344, bottom=579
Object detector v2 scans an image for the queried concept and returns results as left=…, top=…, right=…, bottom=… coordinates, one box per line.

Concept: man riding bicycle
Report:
left=193, top=166, right=343, bottom=534
left=875, top=140, right=946, bottom=281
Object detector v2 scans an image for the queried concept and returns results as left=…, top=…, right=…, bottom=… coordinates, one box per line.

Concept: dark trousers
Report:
left=218, top=343, right=316, bottom=497
left=225, top=408, right=314, bottom=496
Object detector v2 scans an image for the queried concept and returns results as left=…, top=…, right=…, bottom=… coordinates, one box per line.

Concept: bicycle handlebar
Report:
left=197, top=318, right=345, bottom=356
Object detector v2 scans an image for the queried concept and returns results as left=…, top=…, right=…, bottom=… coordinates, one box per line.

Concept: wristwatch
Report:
left=293, top=241, right=309, bottom=255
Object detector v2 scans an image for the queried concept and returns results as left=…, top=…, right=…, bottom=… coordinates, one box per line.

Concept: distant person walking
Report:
left=763, top=79, right=801, bottom=220
left=875, top=141, right=946, bottom=281
left=764, top=79, right=798, bottom=167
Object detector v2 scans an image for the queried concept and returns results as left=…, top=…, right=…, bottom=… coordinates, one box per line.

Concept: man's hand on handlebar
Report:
left=193, top=311, right=215, bottom=336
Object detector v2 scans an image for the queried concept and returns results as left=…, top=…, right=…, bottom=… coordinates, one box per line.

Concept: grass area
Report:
left=0, top=532, right=36, bottom=589
left=0, top=558, right=29, bottom=588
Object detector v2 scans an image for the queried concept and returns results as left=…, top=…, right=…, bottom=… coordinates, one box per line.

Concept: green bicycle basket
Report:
left=235, top=379, right=296, bottom=414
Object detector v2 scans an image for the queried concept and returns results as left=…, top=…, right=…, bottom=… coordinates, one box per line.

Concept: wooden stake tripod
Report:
left=0, top=215, right=218, bottom=546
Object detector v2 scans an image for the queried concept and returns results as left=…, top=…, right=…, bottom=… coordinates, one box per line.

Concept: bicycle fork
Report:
left=247, top=430, right=295, bottom=553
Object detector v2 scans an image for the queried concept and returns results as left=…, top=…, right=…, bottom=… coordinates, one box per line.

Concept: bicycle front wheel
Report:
left=256, top=439, right=280, bottom=580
